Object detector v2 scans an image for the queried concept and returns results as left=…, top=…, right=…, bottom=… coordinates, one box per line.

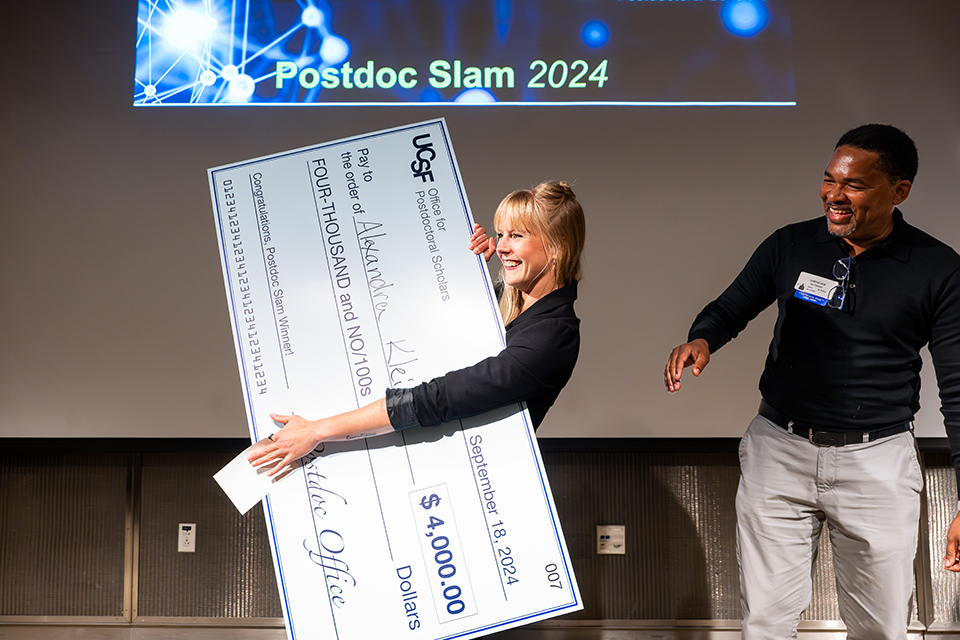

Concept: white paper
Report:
left=214, top=439, right=299, bottom=515
left=208, top=119, right=581, bottom=640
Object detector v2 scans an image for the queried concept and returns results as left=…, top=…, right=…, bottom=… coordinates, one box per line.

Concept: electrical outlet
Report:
left=178, top=523, right=196, bottom=553
left=597, top=525, right=625, bottom=555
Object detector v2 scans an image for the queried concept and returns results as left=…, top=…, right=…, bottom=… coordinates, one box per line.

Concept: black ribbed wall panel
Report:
left=923, top=452, right=960, bottom=625
left=542, top=450, right=920, bottom=623
left=0, top=443, right=946, bottom=627
left=544, top=451, right=741, bottom=620
left=136, top=452, right=281, bottom=618
left=0, top=450, right=128, bottom=617
left=800, top=531, right=842, bottom=621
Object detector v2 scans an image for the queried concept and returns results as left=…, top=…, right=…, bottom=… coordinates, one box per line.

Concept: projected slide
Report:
left=134, top=0, right=794, bottom=106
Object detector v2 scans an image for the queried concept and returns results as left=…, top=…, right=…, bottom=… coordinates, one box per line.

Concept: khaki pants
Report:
left=737, top=415, right=922, bottom=640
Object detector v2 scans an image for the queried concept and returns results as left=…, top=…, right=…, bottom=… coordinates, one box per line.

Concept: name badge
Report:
left=794, top=271, right=836, bottom=306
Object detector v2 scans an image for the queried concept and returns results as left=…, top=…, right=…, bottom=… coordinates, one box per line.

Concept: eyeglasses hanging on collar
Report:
left=827, top=257, right=852, bottom=310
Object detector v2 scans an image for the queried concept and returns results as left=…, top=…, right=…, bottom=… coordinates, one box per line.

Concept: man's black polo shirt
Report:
left=688, top=210, right=960, bottom=469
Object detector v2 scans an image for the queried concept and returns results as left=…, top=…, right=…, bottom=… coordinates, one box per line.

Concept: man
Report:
left=664, top=124, right=960, bottom=639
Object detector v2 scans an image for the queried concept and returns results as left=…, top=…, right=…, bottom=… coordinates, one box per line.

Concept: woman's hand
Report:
left=248, top=413, right=322, bottom=476
left=468, top=223, right=496, bottom=262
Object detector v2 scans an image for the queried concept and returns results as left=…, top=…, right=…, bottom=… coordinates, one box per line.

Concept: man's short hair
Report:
left=836, top=124, right=918, bottom=183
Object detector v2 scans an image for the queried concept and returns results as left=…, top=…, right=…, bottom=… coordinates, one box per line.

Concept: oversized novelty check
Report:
left=208, top=120, right=581, bottom=640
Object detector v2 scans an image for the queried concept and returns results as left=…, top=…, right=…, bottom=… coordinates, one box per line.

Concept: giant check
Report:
left=208, top=120, right=581, bottom=640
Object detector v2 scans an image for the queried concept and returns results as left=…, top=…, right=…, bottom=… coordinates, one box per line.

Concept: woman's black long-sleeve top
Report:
left=385, top=282, right=580, bottom=431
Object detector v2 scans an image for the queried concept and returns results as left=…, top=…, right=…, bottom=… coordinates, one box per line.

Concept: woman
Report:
left=250, top=180, right=585, bottom=475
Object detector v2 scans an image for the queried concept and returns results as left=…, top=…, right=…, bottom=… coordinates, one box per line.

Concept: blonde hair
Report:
left=493, top=181, right=585, bottom=324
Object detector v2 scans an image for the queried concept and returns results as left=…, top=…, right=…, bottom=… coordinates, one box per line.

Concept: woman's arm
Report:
left=254, top=225, right=495, bottom=476
left=407, top=309, right=579, bottom=429
left=248, top=398, right=392, bottom=475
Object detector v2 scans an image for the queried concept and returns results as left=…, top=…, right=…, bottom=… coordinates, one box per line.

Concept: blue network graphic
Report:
left=581, top=20, right=610, bottom=49
left=720, top=0, right=769, bottom=37
left=133, top=0, right=793, bottom=106
left=134, top=0, right=349, bottom=104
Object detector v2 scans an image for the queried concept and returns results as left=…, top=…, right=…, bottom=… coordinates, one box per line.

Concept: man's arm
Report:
left=927, top=264, right=960, bottom=570
left=663, top=229, right=782, bottom=393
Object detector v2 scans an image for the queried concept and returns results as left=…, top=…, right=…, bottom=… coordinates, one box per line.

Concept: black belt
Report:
left=758, top=400, right=912, bottom=446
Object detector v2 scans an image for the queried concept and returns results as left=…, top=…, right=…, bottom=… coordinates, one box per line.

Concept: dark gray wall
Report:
left=2, top=0, right=959, bottom=438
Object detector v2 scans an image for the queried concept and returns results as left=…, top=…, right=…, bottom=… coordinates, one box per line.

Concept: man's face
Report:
left=820, top=145, right=911, bottom=253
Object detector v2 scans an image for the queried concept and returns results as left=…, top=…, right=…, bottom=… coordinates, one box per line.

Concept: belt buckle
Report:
left=808, top=429, right=834, bottom=446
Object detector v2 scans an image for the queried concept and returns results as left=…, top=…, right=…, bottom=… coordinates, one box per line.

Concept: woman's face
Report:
left=495, top=224, right=555, bottom=301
